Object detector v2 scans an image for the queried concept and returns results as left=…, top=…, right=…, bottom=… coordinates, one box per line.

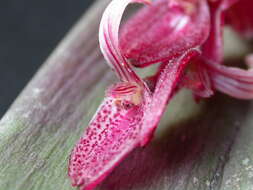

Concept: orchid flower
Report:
left=68, top=0, right=200, bottom=189
left=68, top=0, right=253, bottom=189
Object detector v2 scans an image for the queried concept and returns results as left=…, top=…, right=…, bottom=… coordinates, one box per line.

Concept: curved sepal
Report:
left=99, top=0, right=150, bottom=82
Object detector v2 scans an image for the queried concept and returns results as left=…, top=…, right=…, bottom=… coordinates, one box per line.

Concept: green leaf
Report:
left=0, top=1, right=253, bottom=190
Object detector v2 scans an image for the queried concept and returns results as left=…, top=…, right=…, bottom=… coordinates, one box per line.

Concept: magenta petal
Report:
left=225, top=0, right=253, bottom=39
left=140, top=49, right=200, bottom=146
left=206, top=60, right=253, bottom=99
left=120, top=0, right=210, bottom=67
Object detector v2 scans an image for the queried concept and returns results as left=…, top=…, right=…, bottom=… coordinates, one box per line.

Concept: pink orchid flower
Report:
left=68, top=0, right=253, bottom=190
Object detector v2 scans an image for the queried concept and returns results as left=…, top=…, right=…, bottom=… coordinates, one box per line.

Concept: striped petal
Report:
left=99, top=0, right=150, bottom=82
left=206, top=60, right=253, bottom=99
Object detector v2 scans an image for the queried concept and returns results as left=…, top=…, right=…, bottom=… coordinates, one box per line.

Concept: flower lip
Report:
left=69, top=2, right=152, bottom=190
